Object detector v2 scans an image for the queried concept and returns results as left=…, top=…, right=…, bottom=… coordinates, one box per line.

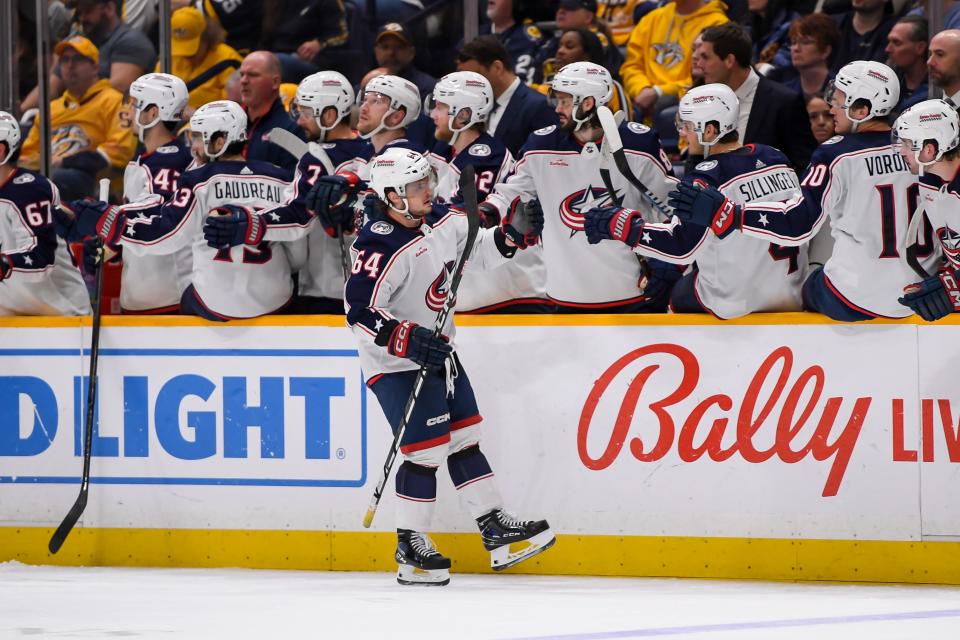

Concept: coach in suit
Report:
left=697, top=23, right=816, bottom=170
left=455, top=35, right=559, bottom=158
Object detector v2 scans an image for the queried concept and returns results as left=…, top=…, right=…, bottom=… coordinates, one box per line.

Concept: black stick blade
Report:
left=48, top=490, right=88, bottom=554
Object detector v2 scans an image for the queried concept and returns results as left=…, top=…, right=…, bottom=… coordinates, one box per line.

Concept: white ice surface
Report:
left=1, top=562, right=959, bottom=639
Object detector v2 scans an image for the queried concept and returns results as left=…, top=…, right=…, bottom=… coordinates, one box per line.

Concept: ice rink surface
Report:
left=2, top=562, right=959, bottom=639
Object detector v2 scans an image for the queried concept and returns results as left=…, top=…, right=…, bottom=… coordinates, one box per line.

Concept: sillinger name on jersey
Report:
left=737, top=169, right=800, bottom=203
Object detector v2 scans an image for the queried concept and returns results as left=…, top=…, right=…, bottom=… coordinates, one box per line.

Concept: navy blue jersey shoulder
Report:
left=617, top=121, right=666, bottom=158
left=0, top=168, right=54, bottom=202
left=809, top=131, right=892, bottom=166
left=311, top=138, right=374, bottom=171
left=353, top=206, right=422, bottom=258
left=517, top=124, right=579, bottom=157
left=684, top=144, right=792, bottom=186
left=452, top=133, right=509, bottom=173
left=378, top=138, right=428, bottom=157
left=141, top=140, right=193, bottom=173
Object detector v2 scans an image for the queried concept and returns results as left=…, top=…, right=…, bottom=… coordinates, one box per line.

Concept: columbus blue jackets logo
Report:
left=938, top=226, right=960, bottom=268
left=559, top=185, right=616, bottom=234
left=426, top=260, right=455, bottom=311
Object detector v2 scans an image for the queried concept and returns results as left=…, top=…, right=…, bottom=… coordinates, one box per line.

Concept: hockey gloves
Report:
left=639, top=259, right=684, bottom=306
left=94, top=204, right=127, bottom=247
left=668, top=181, right=741, bottom=238
left=478, top=202, right=501, bottom=228
left=584, top=206, right=645, bottom=247
left=899, top=268, right=960, bottom=321
left=375, top=319, right=452, bottom=370
left=0, top=254, right=12, bottom=280
left=306, top=172, right=364, bottom=237
left=502, top=198, right=544, bottom=248
left=203, top=205, right=265, bottom=249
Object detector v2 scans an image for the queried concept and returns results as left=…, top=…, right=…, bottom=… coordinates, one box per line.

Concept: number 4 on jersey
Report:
left=352, top=249, right=383, bottom=278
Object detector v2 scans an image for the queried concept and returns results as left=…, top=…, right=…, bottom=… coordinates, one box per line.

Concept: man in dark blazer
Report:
left=698, top=23, right=817, bottom=170
left=454, top=35, right=559, bottom=158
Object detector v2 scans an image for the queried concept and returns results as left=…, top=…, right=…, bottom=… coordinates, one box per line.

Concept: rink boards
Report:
left=0, top=313, right=958, bottom=584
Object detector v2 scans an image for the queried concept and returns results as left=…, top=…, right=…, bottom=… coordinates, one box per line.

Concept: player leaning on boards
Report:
left=481, top=61, right=680, bottom=313
left=894, top=100, right=960, bottom=321
left=346, top=148, right=552, bottom=586
left=205, top=71, right=373, bottom=314
left=0, top=112, right=90, bottom=316
left=91, top=100, right=305, bottom=320
left=583, top=84, right=807, bottom=318
left=69, top=73, right=195, bottom=314
left=669, top=61, right=942, bottom=321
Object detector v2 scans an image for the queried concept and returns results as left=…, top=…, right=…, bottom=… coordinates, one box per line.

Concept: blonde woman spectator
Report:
left=164, top=7, right=242, bottom=118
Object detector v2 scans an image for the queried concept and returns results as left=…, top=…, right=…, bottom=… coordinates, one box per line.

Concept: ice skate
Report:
left=477, top=509, right=555, bottom=571
left=395, top=529, right=451, bottom=586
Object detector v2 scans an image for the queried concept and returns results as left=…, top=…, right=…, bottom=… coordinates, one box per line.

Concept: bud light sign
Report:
left=0, top=329, right=367, bottom=487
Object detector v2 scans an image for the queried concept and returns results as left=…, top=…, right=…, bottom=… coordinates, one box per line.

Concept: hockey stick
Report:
left=267, top=127, right=351, bottom=281
left=596, top=106, right=672, bottom=218
left=362, top=166, right=481, bottom=528
left=905, top=197, right=932, bottom=279
left=49, top=177, right=110, bottom=554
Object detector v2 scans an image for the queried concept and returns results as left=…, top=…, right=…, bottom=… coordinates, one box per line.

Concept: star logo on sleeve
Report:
left=642, top=231, right=652, bottom=244
left=374, top=319, right=383, bottom=332
left=758, top=213, right=770, bottom=227
left=23, top=256, right=32, bottom=265
left=270, top=212, right=281, bottom=222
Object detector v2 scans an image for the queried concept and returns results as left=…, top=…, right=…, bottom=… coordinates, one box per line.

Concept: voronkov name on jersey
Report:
left=213, top=180, right=284, bottom=203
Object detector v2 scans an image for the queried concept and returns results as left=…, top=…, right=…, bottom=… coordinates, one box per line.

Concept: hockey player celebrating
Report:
left=0, top=111, right=90, bottom=316
left=669, top=61, right=940, bottom=321
left=482, top=61, right=679, bottom=312
left=893, top=100, right=960, bottom=321
left=91, top=100, right=303, bottom=320
left=205, top=71, right=373, bottom=313
left=583, top=84, right=806, bottom=318
left=346, top=147, right=553, bottom=586
left=71, top=73, right=194, bottom=314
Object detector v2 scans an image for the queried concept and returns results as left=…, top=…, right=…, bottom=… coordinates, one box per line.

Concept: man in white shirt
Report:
left=697, top=22, right=816, bottom=170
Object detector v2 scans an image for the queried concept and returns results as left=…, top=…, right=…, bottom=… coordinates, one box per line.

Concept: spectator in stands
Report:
left=769, top=13, right=839, bottom=99
left=597, top=0, right=647, bottom=49
left=532, top=29, right=633, bottom=119
left=22, top=0, right=157, bottom=113
left=264, top=0, right=349, bottom=84
left=805, top=93, right=836, bottom=143
left=373, top=23, right=437, bottom=101
left=455, top=35, right=558, bottom=157
left=19, top=36, right=136, bottom=200
left=189, top=0, right=261, bottom=54
left=621, top=0, right=728, bottom=120
left=167, top=7, right=242, bottom=118
left=886, top=15, right=929, bottom=113
left=225, top=69, right=241, bottom=103
left=698, top=23, right=816, bottom=169
left=927, top=29, right=960, bottom=106
left=532, top=0, right=624, bottom=85
left=748, top=0, right=800, bottom=75
left=830, top=0, right=897, bottom=73
left=239, top=51, right=305, bottom=176
left=480, top=0, right=544, bottom=83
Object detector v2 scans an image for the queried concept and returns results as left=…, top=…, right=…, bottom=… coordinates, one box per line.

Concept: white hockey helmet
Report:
left=677, top=83, right=740, bottom=155
left=128, top=72, right=189, bottom=142
left=293, top=71, right=354, bottom=140
left=827, top=61, right=900, bottom=129
left=0, top=111, right=21, bottom=165
left=550, top=62, right=612, bottom=130
left=189, top=100, right=247, bottom=159
left=893, top=99, right=960, bottom=173
left=369, top=147, right=436, bottom=215
left=430, top=71, right=494, bottom=146
left=358, top=74, right=421, bottom=139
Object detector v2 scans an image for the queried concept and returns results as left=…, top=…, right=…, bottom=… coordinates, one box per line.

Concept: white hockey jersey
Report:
left=0, top=170, right=90, bottom=316
left=345, top=203, right=514, bottom=378
left=635, top=144, right=806, bottom=318
left=736, top=131, right=940, bottom=318
left=485, top=122, right=677, bottom=309
left=116, top=159, right=305, bottom=319
left=916, top=170, right=960, bottom=271
left=119, top=139, right=194, bottom=312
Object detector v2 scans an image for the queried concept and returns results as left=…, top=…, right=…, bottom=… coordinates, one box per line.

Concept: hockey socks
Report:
left=395, top=461, right=437, bottom=533
left=447, top=445, right=502, bottom=519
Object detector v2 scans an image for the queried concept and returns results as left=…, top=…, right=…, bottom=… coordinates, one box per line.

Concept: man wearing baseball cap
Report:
left=374, top=23, right=437, bottom=100
left=166, top=6, right=242, bottom=115
left=531, top=0, right=623, bottom=86
left=19, top=36, right=136, bottom=201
